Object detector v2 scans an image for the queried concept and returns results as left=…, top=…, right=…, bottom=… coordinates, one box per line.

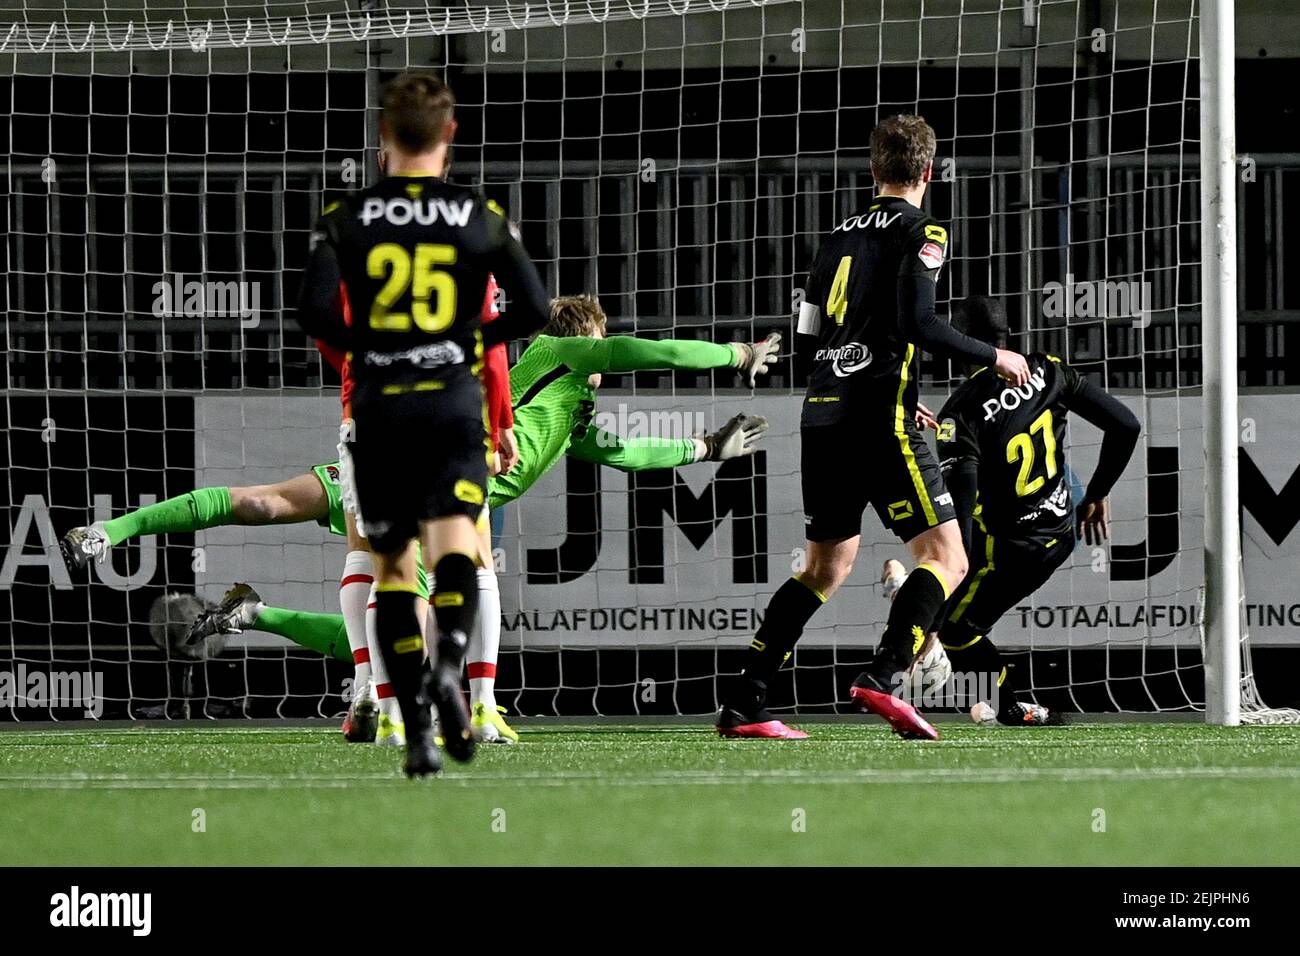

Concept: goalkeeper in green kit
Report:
left=489, top=294, right=777, bottom=507
left=65, top=293, right=778, bottom=742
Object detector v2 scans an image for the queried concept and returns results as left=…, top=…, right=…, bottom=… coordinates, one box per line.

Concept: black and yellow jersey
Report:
left=936, top=352, right=1140, bottom=544
left=797, top=196, right=995, bottom=428
left=937, top=353, right=1080, bottom=540
left=296, top=175, right=548, bottom=396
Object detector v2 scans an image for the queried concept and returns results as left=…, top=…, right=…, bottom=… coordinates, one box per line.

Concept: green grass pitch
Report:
left=1, top=722, right=1298, bottom=866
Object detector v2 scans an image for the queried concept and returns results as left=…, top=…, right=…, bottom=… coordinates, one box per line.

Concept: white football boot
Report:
left=60, top=522, right=111, bottom=570
left=342, top=680, right=380, bottom=744
left=881, top=558, right=908, bottom=602
left=187, top=583, right=264, bottom=644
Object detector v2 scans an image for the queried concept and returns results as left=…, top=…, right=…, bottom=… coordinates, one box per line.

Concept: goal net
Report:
left=2, top=0, right=1295, bottom=723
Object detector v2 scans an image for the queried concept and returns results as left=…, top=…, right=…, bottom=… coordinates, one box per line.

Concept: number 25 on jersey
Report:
left=367, top=242, right=458, bottom=333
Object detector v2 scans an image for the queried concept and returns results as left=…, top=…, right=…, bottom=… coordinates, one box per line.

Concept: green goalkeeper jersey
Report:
left=487, top=334, right=740, bottom=509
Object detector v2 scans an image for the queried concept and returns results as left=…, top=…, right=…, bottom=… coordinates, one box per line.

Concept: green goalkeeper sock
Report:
left=101, top=487, right=234, bottom=546
left=251, top=605, right=351, bottom=664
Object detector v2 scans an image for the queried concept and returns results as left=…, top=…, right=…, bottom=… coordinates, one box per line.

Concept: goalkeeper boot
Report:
left=849, top=648, right=940, bottom=741
left=978, top=700, right=1064, bottom=727
left=471, top=702, right=520, bottom=744
left=60, top=522, right=110, bottom=571
left=342, top=680, right=379, bottom=744
left=375, top=713, right=406, bottom=747
left=424, top=636, right=476, bottom=764
left=715, top=678, right=809, bottom=740
left=186, top=583, right=264, bottom=644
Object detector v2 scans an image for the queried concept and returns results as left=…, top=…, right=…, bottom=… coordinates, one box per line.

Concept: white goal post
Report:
left=1198, top=0, right=1240, bottom=726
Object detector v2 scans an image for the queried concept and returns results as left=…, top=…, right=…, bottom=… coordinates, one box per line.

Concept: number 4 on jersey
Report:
left=826, top=255, right=852, bottom=325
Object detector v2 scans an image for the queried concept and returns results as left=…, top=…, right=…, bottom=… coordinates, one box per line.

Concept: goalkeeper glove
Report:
left=731, top=332, right=782, bottom=387
left=701, top=414, right=770, bottom=461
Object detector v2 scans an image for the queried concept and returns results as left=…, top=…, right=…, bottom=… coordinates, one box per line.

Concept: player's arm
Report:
left=542, top=334, right=780, bottom=385
left=486, top=346, right=518, bottom=473
left=295, top=210, right=349, bottom=351
left=480, top=209, right=551, bottom=348
left=795, top=252, right=828, bottom=373
left=897, top=221, right=1028, bottom=384
left=936, top=406, right=981, bottom=550
left=566, top=414, right=769, bottom=470
left=1058, top=361, right=1141, bottom=544
left=479, top=274, right=517, bottom=473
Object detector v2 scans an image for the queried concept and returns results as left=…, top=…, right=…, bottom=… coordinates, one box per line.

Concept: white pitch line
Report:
left=2, top=733, right=1293, bottom=751
left=1, top=765, right=1298, bottom=791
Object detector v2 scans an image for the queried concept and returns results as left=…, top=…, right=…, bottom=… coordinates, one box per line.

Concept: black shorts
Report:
left=349, top=380, right=489, bottom=549
left=801, top=420, right=956, bottom=543
left=943, top=521, right=1073, bottom=634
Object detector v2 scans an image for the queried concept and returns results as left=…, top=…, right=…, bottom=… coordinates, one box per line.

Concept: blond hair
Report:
left=544, top=294, right=608, bottom=338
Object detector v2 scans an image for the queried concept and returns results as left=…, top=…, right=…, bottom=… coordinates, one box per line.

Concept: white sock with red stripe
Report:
left=467, top=566, right=501, bottom=710
left=339, top=550, right=373, bottom=690
left=365, top=582, right=402, bottom=723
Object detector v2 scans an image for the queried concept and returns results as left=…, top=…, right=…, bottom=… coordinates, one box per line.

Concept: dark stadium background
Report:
left=3, top=43, right=1299, bottom=719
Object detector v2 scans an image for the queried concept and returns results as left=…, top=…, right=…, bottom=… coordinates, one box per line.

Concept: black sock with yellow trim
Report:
left=373, top=585, right=433, bottom=735
left=941, top=622, right=1018, bottom=714
left=430, top=551, right=479, bottom=669
left=880, top=562, right=949, bottom=666
left=727, top=576, right=826, bottom=709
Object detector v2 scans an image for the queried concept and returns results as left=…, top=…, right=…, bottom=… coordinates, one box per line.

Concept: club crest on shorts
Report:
left=887, top=500, right=914, bottom=521
left=454, top=479, right=485, bottom=505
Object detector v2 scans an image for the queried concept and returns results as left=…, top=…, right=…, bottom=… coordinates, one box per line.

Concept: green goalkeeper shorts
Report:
left=310, top=461, right=429, bottom=600
left=311, top=461, right=348, bottom=536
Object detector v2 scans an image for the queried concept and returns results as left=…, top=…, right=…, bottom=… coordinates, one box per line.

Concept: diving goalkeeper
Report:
left=69, top=294, right=777, bottom=739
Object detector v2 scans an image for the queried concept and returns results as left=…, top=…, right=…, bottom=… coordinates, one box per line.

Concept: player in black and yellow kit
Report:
left=296, top=73, right=550, bottom=776
left=716, top=115, right=1031, bottom=740
left=934, top=298, right=1140, bottom=725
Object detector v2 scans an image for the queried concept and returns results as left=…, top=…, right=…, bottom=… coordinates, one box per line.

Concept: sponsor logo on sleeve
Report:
left=918, top=241, right=945, bottom=270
